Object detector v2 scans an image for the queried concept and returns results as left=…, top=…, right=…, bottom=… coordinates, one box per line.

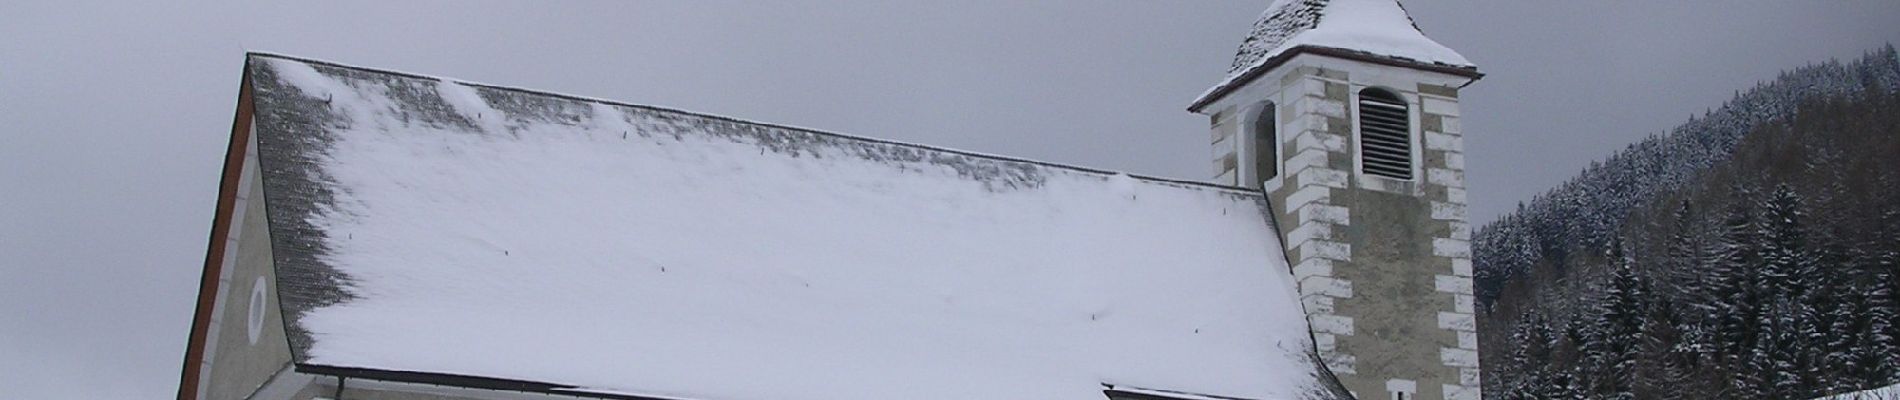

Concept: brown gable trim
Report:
left=175, top=60, right=256, bottom=400
left=297, top=364, right=696, bottom=400
left=1188, top=45, right=1483, bottom=113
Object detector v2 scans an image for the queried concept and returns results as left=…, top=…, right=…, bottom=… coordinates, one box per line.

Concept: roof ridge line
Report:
left=244, top=52, right=1262, bottom=197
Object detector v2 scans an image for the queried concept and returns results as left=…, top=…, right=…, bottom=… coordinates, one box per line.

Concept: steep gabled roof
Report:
left=1190, top=0, right=1479, bottom=112
left=244, top=53, right=1334, bottom=400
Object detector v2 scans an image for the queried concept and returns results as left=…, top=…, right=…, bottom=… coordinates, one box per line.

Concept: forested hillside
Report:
left=1476, top=46, right=1900, bottom=399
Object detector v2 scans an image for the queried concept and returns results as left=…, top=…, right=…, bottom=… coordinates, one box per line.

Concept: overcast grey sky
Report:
left=3, top=1, right=1898, bottom=398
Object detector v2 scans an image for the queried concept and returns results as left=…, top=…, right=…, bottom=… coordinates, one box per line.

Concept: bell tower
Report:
left=1189, top=1, right=1483, bottom=399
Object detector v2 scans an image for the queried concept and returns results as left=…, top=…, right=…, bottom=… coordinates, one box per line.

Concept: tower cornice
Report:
left=1189, top=45, right=1482, bottom=113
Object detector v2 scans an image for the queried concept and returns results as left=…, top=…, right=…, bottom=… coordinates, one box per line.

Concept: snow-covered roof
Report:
left=244, top=53, right=1334, bottom=400
left=1190, top=0, right=1479, bottom=111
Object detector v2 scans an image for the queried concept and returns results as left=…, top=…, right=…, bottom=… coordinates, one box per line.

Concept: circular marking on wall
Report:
left=247, top=276, right=268, bottom=345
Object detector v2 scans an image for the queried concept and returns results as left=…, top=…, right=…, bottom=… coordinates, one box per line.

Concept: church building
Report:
left=177, top=1, right=1481, bottom=400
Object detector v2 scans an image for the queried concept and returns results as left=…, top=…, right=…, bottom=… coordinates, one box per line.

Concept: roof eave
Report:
left=296, top=363, right=694, bottom=400
left=1101, top=383, right=1263, bottom=400
left=1187, top=45, right=1483, bottom=113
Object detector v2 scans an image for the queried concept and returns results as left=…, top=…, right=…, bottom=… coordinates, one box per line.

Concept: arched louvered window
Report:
left=1357, top=88, right=1413, bottom=180
left=1252, top=103, right=1277, bottom=184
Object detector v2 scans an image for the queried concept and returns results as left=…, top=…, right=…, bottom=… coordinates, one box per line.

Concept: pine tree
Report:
left=1665, top=200, right=1707, bottom=307
left=1554, top=322, right=1595, bottom=400
left=1759, top=184, right=1823, bottom=394
left=1857, top=254, right=1900, bottom=385
left=1744, top=297, right=1806, bottom=398
left=1806, top=145, right=1864, bottom=393
left=1759, top=185, right=1809, bottom=298
left=1503, top=313, right=1556, bottom=399
left=1637, top=291, right=1695, bottom=399
left=1824, top=288, right=1867, bottom=392
left=1748, top=185, right=1824, bottom=396
left=1711, top=183, right=1761, bottom=375
left=1593, top=237, right=1645, bottom=399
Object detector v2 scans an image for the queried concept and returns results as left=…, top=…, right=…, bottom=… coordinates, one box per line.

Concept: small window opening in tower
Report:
left=1357, top=88, right=1412, bottom=180
left=1252, top=103, right=1277, bottom=185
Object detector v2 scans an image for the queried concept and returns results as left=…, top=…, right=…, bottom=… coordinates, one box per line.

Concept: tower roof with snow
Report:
left=1189, top=0, right=1481, bottom=112
left=237, top=53, right=1339, bottom=400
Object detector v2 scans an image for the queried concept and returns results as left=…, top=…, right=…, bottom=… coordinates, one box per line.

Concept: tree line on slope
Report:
left=1475, top=46, right=1900, bottom=307
left=1477, top=47, right=1900, bottom=399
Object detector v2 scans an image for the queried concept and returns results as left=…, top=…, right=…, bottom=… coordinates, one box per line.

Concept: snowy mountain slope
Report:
left=1477, top=46, right=1900, bottom=399
left=1473, top=46, right=1900, bottom=306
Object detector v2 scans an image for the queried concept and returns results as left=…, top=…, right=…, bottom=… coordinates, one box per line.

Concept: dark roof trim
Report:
left=242, top=52, right=1262, bottom=197
left=1188, top=45, right=1483, bottom=113
left=1101, top=383, right=1261, bottom=400
left=297, top=363, right=698, bottom=400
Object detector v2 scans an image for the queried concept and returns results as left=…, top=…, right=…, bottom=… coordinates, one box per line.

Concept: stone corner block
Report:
left=1437, top=311, right=1476, bottom=332
left=1434, top=275, right=1473, bottom=296
left=1440, top=347, right=1479, bottom=368
left=1310, top=314, right=1355, bottom=336
left=1443, top=384, right=1481, bottom=400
